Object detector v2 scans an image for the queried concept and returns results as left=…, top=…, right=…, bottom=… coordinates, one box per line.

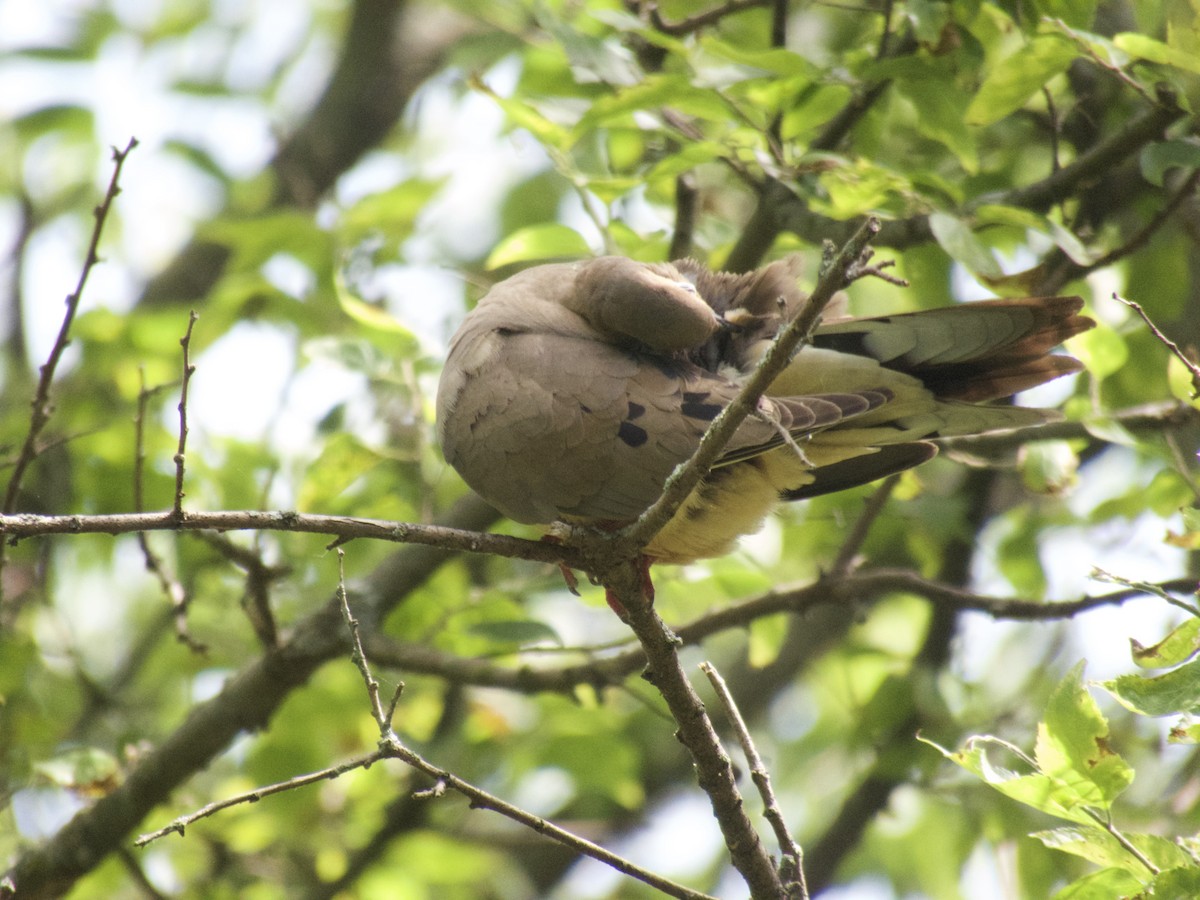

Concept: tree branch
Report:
left=602, top=561, right=786, bottom=898
left=703, top=661, right=809, bottom=899
left=1, top=494, right=501, bottom=900
left=360, top=570, right=1199, bottom=695
left=0, top=508, right=580, bottom=569
left=3, top=138, right=138, bottom=515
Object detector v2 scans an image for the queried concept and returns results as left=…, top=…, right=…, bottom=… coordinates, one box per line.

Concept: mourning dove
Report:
left=436, top=256, right=1092, bottom=564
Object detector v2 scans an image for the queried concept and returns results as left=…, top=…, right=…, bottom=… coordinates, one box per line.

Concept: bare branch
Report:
left=337, top=548, right=392, bottom=732
left=829, top=474, right=901, bottom=577
left=193, top=531, right=286, bottom=647
left=669, top=172, right=698, bottom=261
left=364, top=570, right=1199, bottom=694
left=1117, top=293, right=1200, bottom=399
left=3, top=137, right=138, bottom=515
left=702, top=661, right=809, bottom=899
left=647, top=0, right=771, bottom=36
left=602, top=562, right=785, bottom=898
left=132, top=369, right=205, bottom=652
left=334, top=550, right=718, bottom=900
left=135, top=750, right=385, bottom=846
left=377, top=730, right=720, bottom=900
left=0, top=509, right=583, bottom=569
left=173, top=312, right=198, bottom=516
left=3, top=493, right=502, bottom=899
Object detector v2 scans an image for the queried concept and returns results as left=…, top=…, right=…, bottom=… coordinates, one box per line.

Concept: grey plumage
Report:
left=436, top=256, right=1093, bottom=563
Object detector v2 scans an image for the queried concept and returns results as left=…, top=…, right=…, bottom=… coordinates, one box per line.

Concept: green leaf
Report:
left=1033, top=0, right=1097, bottom=30
left=1035, top=662, right=1133, bottom=809
left=1167, top=354, right=1200, bottom=408
left=1131, top=617, right=1200, bottom=669
left=574, top=75, right=734, bottom=136
left=34, top=747, right=121, bottom=795
left=1146, top=867, right=1200, bottom=899
left=1115, top=32, right=1200, bottom=75
left=747, top=613, right=788, bottom=668
left=471, top=75, right=571, bottom=148
left=1019, top=441, right=1080, bottom=495
left=333, top=276, right=421, bottom=342
left=966, top=35, right=1077, bottom=126
left=920, top=735, right=1096, bottom=825
left=1103, top=656, right=1200, bottom=717
left=929, top=212, right=1002, bottom=278
left=485, top=225, right=592, bottom=269
left=12, top=104, right=95, bottom=141
left=1037, top=826, right=1191, bottom=874
left=466, top=619, right=562, bottom=647
left=699, top=37, right=816, bottom=77
left=338, top=178, right=447, bottom=246
left=893, top=73, right=977, bottom=173
left=1069, top=322, right=1128, bottom=381
left=1050, top=866, right=1145, bottom=898
left=1140, top=140, right=1200, bottom=187
left=1168, top=721, right=1200, bottom=744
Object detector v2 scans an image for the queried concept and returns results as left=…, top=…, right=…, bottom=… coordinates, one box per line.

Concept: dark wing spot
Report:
left=618, top=421, right=649, bottom=447
left=579, top=402, right=592, bottom=414
left=627, top=402, right=645, bottom=420
left=681, top=392, right=723, bottom=421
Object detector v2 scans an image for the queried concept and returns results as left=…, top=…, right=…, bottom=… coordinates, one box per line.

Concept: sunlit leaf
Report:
left=966, top=35, right=1077, bottom=126
left=1103, top=657, right=1200, bottom=717
left=1131, top=617, right=1200, bottom=669
left=485, top=224, right=592, bottom=269
left=929, top=212, right=1002, bottom=278
left=1035, top=662, right=1133, bottom=809
left=1115, top=32, right=1200, bottom=75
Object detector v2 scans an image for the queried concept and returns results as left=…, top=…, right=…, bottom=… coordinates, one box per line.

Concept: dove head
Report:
left=567, top=256, right=724, bottom=353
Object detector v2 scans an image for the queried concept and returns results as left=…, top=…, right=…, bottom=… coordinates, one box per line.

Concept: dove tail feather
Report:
left=813, top=295, right=1093, bottom=402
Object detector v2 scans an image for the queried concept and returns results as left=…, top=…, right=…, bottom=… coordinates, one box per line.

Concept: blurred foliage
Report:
left=1, top=0, right=1199, bottom=898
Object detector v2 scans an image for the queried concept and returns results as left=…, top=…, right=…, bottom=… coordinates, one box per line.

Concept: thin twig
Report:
left=173, top=312, right=198, bottom=517
left=337, top=548, right=390, bottom=730
left=194, top=531, right=284, bottom=647
left=1116, top=293, right=1200, bottom=398
left=2, top=137, right=138, bottom=515
left=132, top=369, right=205, bottom=653
left=336, top=549, right=718, bottom=900
left=829, top=474, right=901, bottom=576
left=702, top=661, right=809, bottom=899
left=1049, top=18, right=1155, bottom=103
left=1084, top=807, right=1160, bottom=876
left=376, top=732, right=719, bottom=900
left=1090, top=567, right=1200, bottom=618
left=357, top=571, right=1199, bottom=695
left=648, top=0, right=771, bottom=36
left=1072, top=168, right=1200, bottom=277
left=135, top=751, right=386, bottom=846
left=605, top=562, right=785, bottom=898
